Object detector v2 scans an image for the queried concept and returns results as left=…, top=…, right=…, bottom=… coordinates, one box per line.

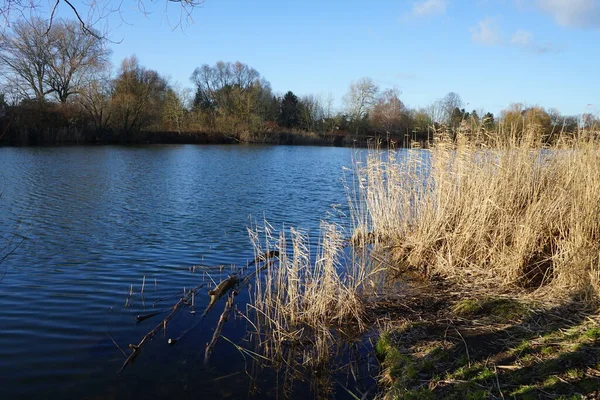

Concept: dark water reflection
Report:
left=0, top=145, right=375, bottom=399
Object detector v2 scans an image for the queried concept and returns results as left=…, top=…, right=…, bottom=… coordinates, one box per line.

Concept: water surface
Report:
left=0, top=145, right=363, bottom=399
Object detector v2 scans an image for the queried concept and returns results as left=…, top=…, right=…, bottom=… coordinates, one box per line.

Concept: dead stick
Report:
left=204, top=292, right=235, bottom=365
left=116, top=282, right=204, bottom=376
left=136, top=311, right=163, bottom=323
left=169, top=275, right=239, bottom=345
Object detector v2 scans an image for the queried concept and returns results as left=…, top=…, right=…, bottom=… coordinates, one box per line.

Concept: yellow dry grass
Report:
left=355, top=125, right=600, bottom=302
left=247, top=220, right=374, bottom=367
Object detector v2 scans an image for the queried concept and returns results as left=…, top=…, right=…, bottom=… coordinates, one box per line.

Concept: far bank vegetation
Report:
left=1, top=17, right=597, bottom=146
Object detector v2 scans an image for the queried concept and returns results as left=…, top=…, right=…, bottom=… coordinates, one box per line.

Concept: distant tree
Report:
left=343, top=77, right=378, bottom=135
left=425, top=100, right=444, bottom=125
left=190, top=61, right=260, bottom=114
left=0, top=17, right=109, bottom=104
left=279, top=91, right=300, bottom=128
left=410, top=109, right=433, bottom=131
left=0, top=17, right=53, bottom=102
left=449, top=107, right=465, bottom=129
left=440, top=92, right=464, bottom=125
left=110, top=55, right=168, bottom=135
left=483, top=112, right=495, bottom=130
left=298, top=94, right=325, bottom=132
left=254, top=83, right=279, bottom=123
left=46, top=20, right=110, bottom=103
left=370, top=88, right=407, bottom=135
left=190, top=60, right=272, bottom=134
left=344, top=77, right=378, bottom=122
left=79, top=71, right=113, bottom=133
left=582, top=113, right=600, bottom=131
left=500, top=104, right=552, bottom=142
left=563, top=116, right=579, bottom=133
left=163, top=85, right=192, bottom=134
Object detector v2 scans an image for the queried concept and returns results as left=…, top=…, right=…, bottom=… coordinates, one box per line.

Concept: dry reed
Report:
left=247, top=220, right=375, bottom=370
left=355, top=124, right=600, bottom=302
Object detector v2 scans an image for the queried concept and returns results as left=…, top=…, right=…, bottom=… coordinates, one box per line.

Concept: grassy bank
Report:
left=375, top=289, right=600, bottom=399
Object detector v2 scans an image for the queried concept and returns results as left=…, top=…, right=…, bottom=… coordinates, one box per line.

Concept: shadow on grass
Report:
left=376, top=294, right=600, bottom=399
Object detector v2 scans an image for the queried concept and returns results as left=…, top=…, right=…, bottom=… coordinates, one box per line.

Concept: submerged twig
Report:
left=204, top=291, right=236, bottom=365
left=117, top=282, right=205, bottom=376
left=107, top=332, right=128, bottom=358
left=168, top=274, right=240, bottom=345
left=136, top=311, right=163, bottom=323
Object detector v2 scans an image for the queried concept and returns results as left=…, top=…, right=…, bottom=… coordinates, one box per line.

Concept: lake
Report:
left=0, top=145, right=374, bottom=399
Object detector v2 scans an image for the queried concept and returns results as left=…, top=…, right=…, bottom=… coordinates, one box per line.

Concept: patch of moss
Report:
left=510, top=385, right=537, bottom=399
left=452, top=299, right=481, bottom=317
left=565, top=368, right=584, bottom=380
left=584, top=327, right=600, bottom=340
left=376, top=298, right=599, bottom=400
left=540, top=345, right=554, bottom=356
left=542, top=376, right=560, bottom=386
left=465, top=390, right=490, bottom=400
left=452, top=297, right=528, bottom=322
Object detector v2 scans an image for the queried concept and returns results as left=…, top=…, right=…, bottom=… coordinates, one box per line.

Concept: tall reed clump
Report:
left=247, top=221, right=374, bottom=369
left=355, top=125, right=600, bottom=302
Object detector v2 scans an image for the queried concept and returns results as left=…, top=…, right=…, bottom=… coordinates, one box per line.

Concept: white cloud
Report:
left=471, top=18, right=502, bottom=45
left=537, top=0, right=600, bottom=28
left=510, top=29, right=533, bottom=46
left=510, top=29, right=561, bottom=54
left=412, top=0, right=447, bottom=16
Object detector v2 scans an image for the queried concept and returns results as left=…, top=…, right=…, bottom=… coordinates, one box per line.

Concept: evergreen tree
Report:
left=278, top=91, right=300, bottom=128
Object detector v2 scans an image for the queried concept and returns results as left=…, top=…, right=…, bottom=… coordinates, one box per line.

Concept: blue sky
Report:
left=54, top=0, right=600, bottom=116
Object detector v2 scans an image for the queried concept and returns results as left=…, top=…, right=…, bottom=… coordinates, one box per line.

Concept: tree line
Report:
left=0, top=17, right=597, bottom=146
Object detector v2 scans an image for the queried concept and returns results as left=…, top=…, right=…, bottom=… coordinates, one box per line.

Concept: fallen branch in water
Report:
left=117, top=250, right=280, bottom=374
left=136, top=311, right=163, bottom=323
left=169, top=252, right=279, bottom=345
left=116, top=282, right=205, bottom=376
left=168, top=274, right=240, bottom=345
left=204, top=291, right=236, bottom=365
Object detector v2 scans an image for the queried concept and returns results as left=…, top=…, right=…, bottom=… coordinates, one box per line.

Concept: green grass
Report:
left=376, top=298, right=600, bottom=399
left=452, top=297, right=529, bottom=322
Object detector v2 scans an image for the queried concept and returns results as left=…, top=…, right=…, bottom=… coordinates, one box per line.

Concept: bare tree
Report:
left=191, top=61, right=261, bottom=114
left=111, top=55, right=168, bottom=134
left=0, top=17, right=53, bottom=102
left=79, top=70, right=113, bottom=132
left=162, top=84, right=192, bottom=134
left=0, top=17, right=109, bottom=104
left=46, top=19, right=110, bottom=102
left=299, top=94, right=324, bottom=132
left=371, top=87, right=407, bottom=134
left=426, top=100, right=444, bottom=125
left=343, top=77, right=379, bottom=123
left=440, top=92, right=464, bottom=124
